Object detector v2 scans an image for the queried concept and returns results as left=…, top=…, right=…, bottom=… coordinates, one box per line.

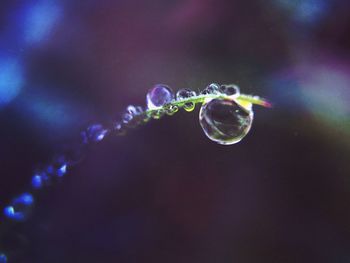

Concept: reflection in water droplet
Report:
left=146, top=84, right=174, bottom=109
left=199, top=98, right=253, bottom=145
left=3, top=193, right=34, bottom=222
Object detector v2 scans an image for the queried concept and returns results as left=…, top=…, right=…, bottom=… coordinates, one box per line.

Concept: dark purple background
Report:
left=1, top=0, right=350, bottom=262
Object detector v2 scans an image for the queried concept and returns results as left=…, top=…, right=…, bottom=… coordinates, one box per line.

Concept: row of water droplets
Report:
left=0, top=83, right=253, bottom=262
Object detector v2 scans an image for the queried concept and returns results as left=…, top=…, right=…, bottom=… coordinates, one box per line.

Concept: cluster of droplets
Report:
left=0, top=83, right=267, bottom=262
left=145, top=83, right=252, bottom=145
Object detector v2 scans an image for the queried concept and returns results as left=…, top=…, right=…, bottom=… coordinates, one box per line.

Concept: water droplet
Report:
left=4, top=193, right=34, bottom=222
left=219, top=84, right=240, bottom=96
left=31, top=171, right=50, bottom=189
left=201, top=83, right=221, bottom=95
left=199, top=98, right=253, bottom=145
left=146, top=84, right=174, bottom=109
left=183, top=102, right=195, bottom=112
left=164, top=104, right=179, bottom=116
left=45, top=156, right=68, bottom=178
left=176, top=89, right=196, bottom=100
left=0, top=253, right=7, bottom=263
left=84, top=124, right=109, bottom=143
left=176, top=89, right=197, bottom=111
left=122, top=105, right=144, bottom=128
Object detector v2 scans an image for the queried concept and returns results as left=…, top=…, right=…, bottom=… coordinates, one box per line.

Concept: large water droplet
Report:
left=4, top=193, right=34, bottom=222
left=199, top=98, right=253, bottom=145
left=146, top=84, right=174, bottom=109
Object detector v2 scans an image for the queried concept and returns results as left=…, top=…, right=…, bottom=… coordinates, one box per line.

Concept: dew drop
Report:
left=4, top=193, right=34, bottom=222
left=176, top=89, right=196, bottom=100
left=201, top=83, right=221, bottom=95
left=199, top=98, right=253, bottom=145
left=219, top=84, right=240, bottom=96
left=164, top=104, right=179, bottom=116
left=176, top=88, right=197, bottom=111
left=45, top=156, right=68, bottom=179
left=83, top=124, right=109, bottom=143
left=31, top=171, right=50, bottom=189
left=146, top=84, right=174, bottom=109
left=183, top=102, right=195, bottom=112
left=122, top=105, right=144, bottom=128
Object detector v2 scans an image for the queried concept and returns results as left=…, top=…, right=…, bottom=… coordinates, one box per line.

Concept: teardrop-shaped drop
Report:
left=146, top=84, right=174, bottom=109
left=199, top=98, right=253, bottom=145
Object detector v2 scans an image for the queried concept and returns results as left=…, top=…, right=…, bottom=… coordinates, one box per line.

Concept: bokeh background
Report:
left=1, top=0, right=350, bottom=262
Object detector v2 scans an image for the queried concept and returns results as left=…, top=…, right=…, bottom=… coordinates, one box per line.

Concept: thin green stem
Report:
left=144, top=93, right=271, bottom=116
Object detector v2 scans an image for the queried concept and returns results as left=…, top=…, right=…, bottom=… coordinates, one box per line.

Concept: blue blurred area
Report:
left=23, top=0, right=62, bottom=45
left=0, top=56, right=24, bottom=107
left=276, top=0, right=330, bottom=24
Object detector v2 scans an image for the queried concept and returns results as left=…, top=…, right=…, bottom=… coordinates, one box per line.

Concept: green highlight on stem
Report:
left=144, top=92, right=271, bottom=118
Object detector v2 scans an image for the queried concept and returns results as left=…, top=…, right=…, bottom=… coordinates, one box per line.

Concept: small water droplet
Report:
left=219, top=84, right=240, bottom=96
left=201, top=83, right=221, bottom=95
left=4, top=193, right=34, bottom=222
left=84, top=124, right=109, bottom=143
left=122, top=105, right=144, bottom=127
left=176, top=89, right=196, bottom=100
left=176, top=89, right=197, bottom=111
left=199, top=98, right=253, bottom=145
left=183, top=102, right=195, bottom=112
left=0, top=253, right=7, bottom=263
left=164, top=104, right=179, bottom=116
left=31, top=172, right=50, bottom=189
left=146, top=84, right=174, bottom=109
